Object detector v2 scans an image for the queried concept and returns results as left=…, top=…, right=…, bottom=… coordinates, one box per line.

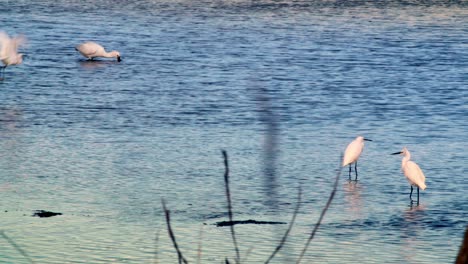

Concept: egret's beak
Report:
left=364, top=138, right=372, bottom=141
left=117, top=56, right=121, bottom=62
left=391, top=151, right=402, bottom=155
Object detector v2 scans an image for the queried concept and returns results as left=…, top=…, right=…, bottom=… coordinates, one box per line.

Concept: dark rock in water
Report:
left=216, top=219, right=287, bottom=227
left=33, top=210, right=62, bottom=218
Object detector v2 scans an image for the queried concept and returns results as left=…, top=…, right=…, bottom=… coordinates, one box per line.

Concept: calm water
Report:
left=0, top=0, right=467, bottom=263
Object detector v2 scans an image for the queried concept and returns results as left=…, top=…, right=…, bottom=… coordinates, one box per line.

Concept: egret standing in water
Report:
left=0, top=31, right=26, bottom=81
left=75, top=41, right=121, bottom=62
left=392, top=147, right=427, bottom=204
left=342, top=136, right=372, bottom=181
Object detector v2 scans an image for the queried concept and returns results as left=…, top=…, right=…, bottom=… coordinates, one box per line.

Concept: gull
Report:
left=392, top=147, right=427, bottom=204
left=342, top=136, right=372, bottom=181
left=0, top=31, right=26, bottom=81
left=75, top=41, right=121, bottom=62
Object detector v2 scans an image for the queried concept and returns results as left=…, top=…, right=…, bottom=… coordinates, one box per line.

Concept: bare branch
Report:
left=161, top=199, right=189, bottom=264
left=222, top=150, right=240, bottom=264
left=241, top=246, right=254, bottom=263
left=297, top=154, right=343, bottom=263
left=154, top=229, right=160, bottom=264
left=456, top=225, right=468, bottom=264
left=0, top=231, right=35, bottom=264
left=197, top=225, right=204, bottom=264
left=265, top=186, right=302, bottom=263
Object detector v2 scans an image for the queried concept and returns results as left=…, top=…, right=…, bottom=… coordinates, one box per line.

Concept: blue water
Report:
left=0, top=1, right=467, bottom=263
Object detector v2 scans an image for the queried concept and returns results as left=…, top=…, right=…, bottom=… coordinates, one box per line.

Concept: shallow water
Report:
left=0, top=0, right=467, bottom=263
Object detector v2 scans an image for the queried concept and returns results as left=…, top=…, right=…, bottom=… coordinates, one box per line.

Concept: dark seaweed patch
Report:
left=32, top=210, right=62, bottom=218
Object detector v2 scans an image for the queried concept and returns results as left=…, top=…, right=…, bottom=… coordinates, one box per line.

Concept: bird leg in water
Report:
left=410, top=185, right=414, bottom=202
left=417, top=187, right=420, bottom=205
left=354, top=161, right=358, bottom=181
left=347, top=162, right=358, bottom=181
left=0, top=66, right=6, bottom=80
left=348, top=164, right=352, bottom=180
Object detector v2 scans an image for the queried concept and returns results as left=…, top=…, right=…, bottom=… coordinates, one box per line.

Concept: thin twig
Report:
left=0, top=231, right=35, bottom=264
left=154, top=229, right=160, bottom=264
left=241, top=246, right=254, bottom=263
left=297, top=154, right=343, bottom=264
left=222, top=150, right=240, bottom=264
left=197, top=225, right=204, bottom=264
left=265, top=186, right=302, bottom=263
left=161, top=199, right=189, bottom=264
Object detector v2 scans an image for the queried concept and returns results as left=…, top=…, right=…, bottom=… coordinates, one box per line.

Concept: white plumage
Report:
left=342, top=136, right=372, bottom=180
left=343, top=136, right=365, bottom=166
left=75, top=41, right=121, bottom=62
left=0, top=31, right=26, bottom=80
left=392, top=147, right=427, bottom=203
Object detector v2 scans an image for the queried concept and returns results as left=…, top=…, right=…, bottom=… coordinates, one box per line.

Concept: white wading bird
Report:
left=0, top=31, right=26, bottom=81
left=342, top=136, right=372, bottom=181
left=75, top=41, right=121, bottom=62
left=392, top=147, right=427, bottom=204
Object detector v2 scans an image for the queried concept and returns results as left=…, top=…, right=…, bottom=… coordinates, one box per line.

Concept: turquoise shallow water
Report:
left=0, top=0, right=467, bottom=263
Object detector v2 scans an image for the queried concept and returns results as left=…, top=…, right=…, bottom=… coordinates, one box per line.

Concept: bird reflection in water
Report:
left=0, top=106, right=24, bottom=192
left=0, top=106, right=22, bottom=133
left=401, top=204, right=427, bottom=263
left=343, top=180, right=363, bottom=218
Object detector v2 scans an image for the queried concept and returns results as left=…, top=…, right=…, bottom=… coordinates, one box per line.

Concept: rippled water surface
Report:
left=0, top=0, right=467, bottom=263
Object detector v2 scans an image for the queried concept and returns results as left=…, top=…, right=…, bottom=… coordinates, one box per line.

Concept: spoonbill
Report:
left=0, top=31, right=26, bottom=81
left=75, top=41, right=121, bottom=62
left=342, top=136, right=372, bottom=181
left=391, top=147, right=427, bottom=204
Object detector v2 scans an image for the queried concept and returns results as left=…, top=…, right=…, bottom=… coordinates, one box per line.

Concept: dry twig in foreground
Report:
left=297, top=154, right=343, bottom=263
left=456, top=225, right=468, bottom=264
left=0, top=231, right=35, bottom=264
left=162, top=199, right=189, bottom=264
left=222, top=150, right=241, bottom=264
left=153, top=229, right=160, bottom=264
left=265, top=186, right=302, bottom=263
left=197, top=225, right=204, bottom=264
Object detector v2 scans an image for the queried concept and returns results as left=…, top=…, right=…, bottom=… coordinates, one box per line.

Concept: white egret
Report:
left=391, top=147, right=427, bottom=204
left=75, top=41, right=121, bottom=62
left=342, top=136, right=372, bottom=181
left=0, top=31, right=26, bottom=81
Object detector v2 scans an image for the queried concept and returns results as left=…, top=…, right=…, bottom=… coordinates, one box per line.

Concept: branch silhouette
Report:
left=1, top=231, right=35, bottom=264
left=297, top=154, right=343, bottom=263
left=265, top=186, right=302, bottom=263
left=162, top=199, right=189, bottom=264
left=222, top=150, right=240, bottom=264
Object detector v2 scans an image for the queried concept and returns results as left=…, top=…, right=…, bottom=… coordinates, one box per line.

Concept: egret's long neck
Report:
left=103, top=52, right=115, bottom=58
left=401, top=152, right=411, bottom=168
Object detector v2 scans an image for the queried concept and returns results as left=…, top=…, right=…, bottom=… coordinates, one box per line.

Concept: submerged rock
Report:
left=32, top=210, right=62, bottom=218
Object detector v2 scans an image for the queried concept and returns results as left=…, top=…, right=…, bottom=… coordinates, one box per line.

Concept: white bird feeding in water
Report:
left=0, top=31, right=26, bottom=81
left=75, top=41, right=121, bottom=62
left=342, top=136, right=372, bottom=181
left=392, top=147, right=427, bottom=204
